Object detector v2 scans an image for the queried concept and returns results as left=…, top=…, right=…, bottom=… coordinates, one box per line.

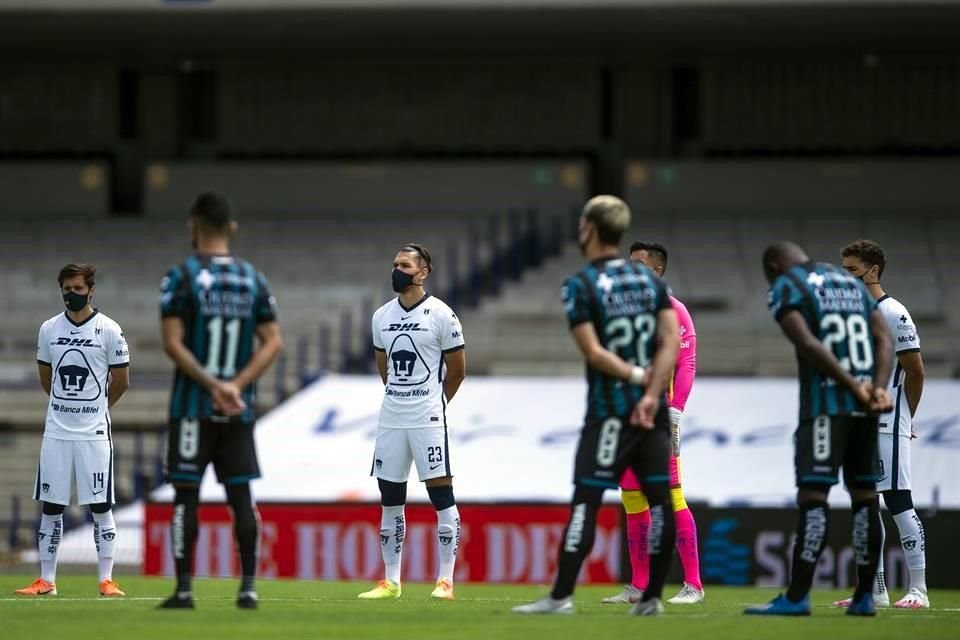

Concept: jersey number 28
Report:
left=820, top=313, right=873, bottom=372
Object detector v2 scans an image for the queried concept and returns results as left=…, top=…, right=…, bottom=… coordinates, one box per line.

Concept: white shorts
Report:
left=877, top=432, right=912, bottom=493
left=370, top=426, right=451, bottom=483
left=34, top=437, right=114, bottom=506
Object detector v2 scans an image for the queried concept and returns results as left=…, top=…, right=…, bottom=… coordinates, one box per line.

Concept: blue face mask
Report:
left=63, top=290, right=89, bottom=312
left=392, top=269, right=416, bottom=293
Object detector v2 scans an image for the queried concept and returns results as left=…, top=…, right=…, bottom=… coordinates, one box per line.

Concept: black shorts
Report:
left=573, top=406, right=672, bottom=489
left=794, top=415, right=880, bottom=490
left=166, top=417, right=260, bottom=485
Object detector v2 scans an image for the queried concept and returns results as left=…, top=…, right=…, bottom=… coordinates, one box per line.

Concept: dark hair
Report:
left=400, top=243, right=433, bottom=272
left=582, top=195, right=631, bottom=246
left=629, top=241, right=669, bottom=273
left=190, top=191, right=233, bottom=232
left=841, top=239, right=886, bottom=278
left=58, top=263, right=96, bottom=288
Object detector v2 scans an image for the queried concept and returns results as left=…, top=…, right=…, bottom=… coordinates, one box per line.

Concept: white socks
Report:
left=378, top=504, right=461, bottom=584
left=380, top=505, right=405, bottom=584
left=93, top=510, right=117, bottom=582
left=874, top=516, right=887, bottom=595
left=436, top=505, right=461, bottom=581
left=38, top=514, right=63, bottom=584
left=893, top=510, right=927, bottom=593
left=37, top=510, right=117, bottom=585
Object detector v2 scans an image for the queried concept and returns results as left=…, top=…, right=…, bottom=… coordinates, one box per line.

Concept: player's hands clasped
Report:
left=630, top=394, right=659, bottom=430
left=853, top=381, right=873, bottom=407
left=868, top=387, right=893, bottom=414
left=212, top=381, right=246, bottom=416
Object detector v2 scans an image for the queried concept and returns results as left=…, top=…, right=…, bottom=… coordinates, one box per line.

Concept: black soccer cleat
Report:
left=237, top=591, right=259, bottom=610
left=159, top=592, right=195, bottom=609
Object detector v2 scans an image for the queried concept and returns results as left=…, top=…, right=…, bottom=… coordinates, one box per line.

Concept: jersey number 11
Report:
left=205, top=316, right=240, bottom=378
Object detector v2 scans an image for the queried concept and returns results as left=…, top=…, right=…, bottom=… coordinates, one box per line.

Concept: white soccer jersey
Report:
left=372, top=294, right=464, bottom=429
left=36, top=311, right=129, bottom=440
left=877, top=295, right=920, bottom=437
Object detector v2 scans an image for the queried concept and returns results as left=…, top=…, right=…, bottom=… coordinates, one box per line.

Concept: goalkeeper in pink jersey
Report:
left=602, top=241, right=704, bottom=605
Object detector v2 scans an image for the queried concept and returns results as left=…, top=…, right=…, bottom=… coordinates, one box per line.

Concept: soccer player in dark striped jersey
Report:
left=513, top=196, right=680, bottom=617
left=158, top=193, right=283, bottom=610
left=602, top=241, right=704, bottom=606
left=745, top=242, right=893, bottom=617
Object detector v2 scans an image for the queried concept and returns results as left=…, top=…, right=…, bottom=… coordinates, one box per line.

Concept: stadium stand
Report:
left=1, top=160, right=586, bottom=386
left=461, top=216, right=958, bottom=377
left=2, top=159, right=957, bottom=550
left=4, top=160, right=957, bottom=386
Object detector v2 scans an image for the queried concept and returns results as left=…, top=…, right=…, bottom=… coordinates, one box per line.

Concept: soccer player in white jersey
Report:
left=358, top=243, right=466, bottom=601
left=15, top=264, right=130, bottom=597
left=836, top=239, right=929, bottom=609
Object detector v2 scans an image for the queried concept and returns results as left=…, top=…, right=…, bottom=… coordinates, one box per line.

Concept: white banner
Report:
left=152, top=375, right=960, bottom=508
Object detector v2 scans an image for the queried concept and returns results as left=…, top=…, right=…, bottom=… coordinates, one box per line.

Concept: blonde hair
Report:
left=582, top=195, right=631, bottom=245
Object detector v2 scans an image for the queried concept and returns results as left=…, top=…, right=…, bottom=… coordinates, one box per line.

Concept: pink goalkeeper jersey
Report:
left=668, top=296, right=696, bottom=411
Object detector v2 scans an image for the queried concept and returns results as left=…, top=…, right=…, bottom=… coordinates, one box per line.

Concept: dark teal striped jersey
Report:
left=562, top=256, right=671, bottom=421
left=160, top=254, right=278, bottom=423
left=767, top=261, right=878, bottom=421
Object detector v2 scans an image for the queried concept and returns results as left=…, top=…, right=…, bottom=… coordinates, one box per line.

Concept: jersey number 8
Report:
left=179, top=418, right=200, bottom=460
left=596, top=417, right=622, bottom=467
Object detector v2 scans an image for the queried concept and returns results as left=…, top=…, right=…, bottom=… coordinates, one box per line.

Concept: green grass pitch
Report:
left=2, top=576, right=958, bottom=640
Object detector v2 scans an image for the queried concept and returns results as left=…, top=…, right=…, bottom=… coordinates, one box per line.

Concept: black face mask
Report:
left=392, top=269, right=416, bottom=293
left=63, top=291, right=89, bottom=312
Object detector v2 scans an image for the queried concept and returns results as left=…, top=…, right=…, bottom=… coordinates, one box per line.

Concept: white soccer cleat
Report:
left=629, top=597, right=664, bottom=616
left=833, top=590, right=889, bottom=608
left=430, top=578, right=454, bottom=600
left=833, top=571, right=890, bottom=609
left=601, top=584, right=643, bottom=604
left=667, top=583, right=704, bottom=604
left=875, top=590, right=890, bottom=608
left=512, top=595, right=574, bottom=615
left=894, top=588, right=930, bottom=609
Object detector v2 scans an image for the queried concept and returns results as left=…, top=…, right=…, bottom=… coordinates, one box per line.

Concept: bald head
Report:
left=762, top=242, right=810, bottom=284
